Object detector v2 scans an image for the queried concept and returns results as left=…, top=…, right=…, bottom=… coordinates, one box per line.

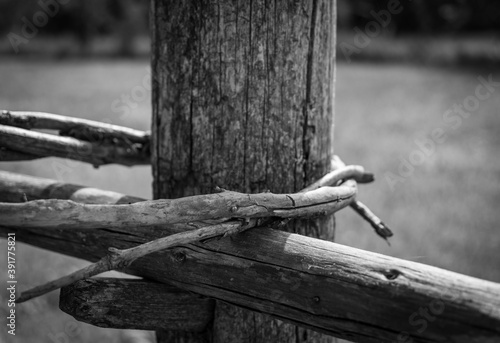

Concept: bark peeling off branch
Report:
left=0, top=170, right=359, bottom=229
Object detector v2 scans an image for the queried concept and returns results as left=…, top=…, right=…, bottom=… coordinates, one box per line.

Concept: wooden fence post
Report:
left=151, top=0, right=337, bottom=342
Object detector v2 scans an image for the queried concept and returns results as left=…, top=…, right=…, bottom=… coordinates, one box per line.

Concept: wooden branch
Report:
left=0, top=166, right=362, bottom=229
left=16, top=220, right=247, bottom=303
left=59, top=278, right=214, bottom=331
left=16, top=177, right=357, bottom=302
left=0, top=110, right=150, bottom=144
left=350, top=200, right=393, bottom=242
left=328, top=156, right=393, bottom=242
left=0, top=170, right=144, bottom=204
left=301, top=165, right=373, bottom=192
left=0, top=124, right=149, bottom=166
left=1, top=174, right=499, bottom=342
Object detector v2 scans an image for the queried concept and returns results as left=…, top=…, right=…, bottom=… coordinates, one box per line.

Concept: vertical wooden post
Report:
left=151, top=0, right=336, bottom=342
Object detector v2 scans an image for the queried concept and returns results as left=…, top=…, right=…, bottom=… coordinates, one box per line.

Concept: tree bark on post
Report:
left=151, top=0, right=336, bottom=342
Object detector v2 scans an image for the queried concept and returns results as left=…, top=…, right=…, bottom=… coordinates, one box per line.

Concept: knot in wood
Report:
left=173, top=251, right=186, bottom=263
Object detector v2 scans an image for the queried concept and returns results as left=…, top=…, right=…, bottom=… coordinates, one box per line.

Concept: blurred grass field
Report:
left=0, top=58, right=499, bottom=342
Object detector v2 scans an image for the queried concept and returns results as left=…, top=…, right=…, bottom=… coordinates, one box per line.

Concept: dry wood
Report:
left=0, top=124, right=149, bottom=166
left=328, top=156, right=394, bottom=242
left=0, top=171, right=217, bottom=324
left=350, top=200, right=393, bottom=242
left=0, top=170, right=144, bottom=204
left=1, top=175, right=499, bottom=341
left=0, top=166, right=363, bottom=229
left=0, top=167, right=388, bottom=239
left=16, top=220, right=246, bottom=303
left=0, top=110, right=150, bottom=144
left=4, top=219, right=500, bottom=342
left=16, top=176, right=358, bottom=303
left=59, top=278, right=214, bottom=331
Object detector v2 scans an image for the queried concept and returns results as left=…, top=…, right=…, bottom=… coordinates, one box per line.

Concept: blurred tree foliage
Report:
left=1, top=0, right=498, bottom=38
left=0, top=0, right=148, bottom=55
left=0, top=0, right=497, bottom=56
left=338, top=0, right=500, bottom=33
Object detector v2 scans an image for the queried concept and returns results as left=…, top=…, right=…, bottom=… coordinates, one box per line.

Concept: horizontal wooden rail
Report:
left=0, top=110, right=150, bottom=144
left=0, top=124, right=150, bottom=166
left=0, top=172, right=499, bottom=342
left=0, top=110, right=150, bottom=166
left=0, top=170, right=143, bottom=204
left=59, top=278, right=214, bottom=331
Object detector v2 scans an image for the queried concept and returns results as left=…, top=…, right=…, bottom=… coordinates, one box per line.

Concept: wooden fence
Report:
left=2, top=1, right=500, bottom=342
left=0, top=114, right=499, bottom=342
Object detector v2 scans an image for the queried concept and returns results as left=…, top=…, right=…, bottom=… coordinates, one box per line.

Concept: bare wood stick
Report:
left=329, top=155, right=394, bottom=242
left=0, top=124, right=149, bottom=166
left=300, top=164, right=373, bottom=192
left=16, top=175, right=357, bottom=303
left=0, top=110, right=150, bottom=144
left=0, top=170, right=144, bottom=204
left=16, top=220, right=249, bottom=303
left=0, top=124, right=148, bottom=166
left=0, top=166, right=363, bottom=229
left=16, top=180, right=358, bottom=302
left=350, top=200, right=393, bottom=242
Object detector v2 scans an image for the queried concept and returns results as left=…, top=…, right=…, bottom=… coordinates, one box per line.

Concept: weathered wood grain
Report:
left=0, top=110, right=150, bottom=144
left=59, top=278, right=214, bottom=331
left=1, top=176, right=499, bottom=342
left=0, top=170, right=143, bottom=204
left=151, top=0, right=337, bottom=340
left=0, top=183, right=356, bottom=229
left=3, top=221, right=500, bottom=343
left=0, top=171, right=217, bottom=330
left=0, top=124, right=149, bottom=166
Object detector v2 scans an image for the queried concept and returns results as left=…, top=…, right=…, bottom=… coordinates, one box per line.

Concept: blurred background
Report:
left=0, top=0, right=499, bottom=342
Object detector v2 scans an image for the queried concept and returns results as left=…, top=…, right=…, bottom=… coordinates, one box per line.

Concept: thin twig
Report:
left=301, top=165, right=373, bottom=193
left=330, top=155, right=393, bottom=244
left=349, top=201, right=393, bottom=244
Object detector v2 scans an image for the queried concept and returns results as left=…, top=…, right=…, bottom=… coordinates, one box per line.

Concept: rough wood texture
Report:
left=0, top=110, right=150, bottom=144
left=2, top=221, right=500, bottom=342
left=0, top=170, right=143, bottom=204
left=0, top=183, right=355, bottom=229
left=0, top=124, right=149, bottom=166
left=59, top=278, right=214, bottom=331
left=1, top=175, right=499, bottom=342
left=151, top=0, right=336, bottom=341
